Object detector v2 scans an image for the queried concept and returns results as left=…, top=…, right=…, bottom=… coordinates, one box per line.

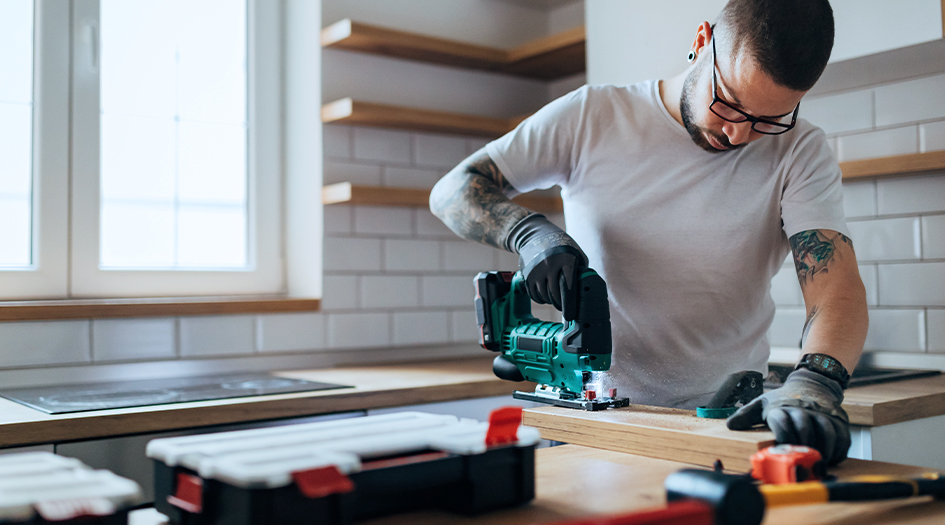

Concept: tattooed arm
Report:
left=789, top=229, right=868, bottom=371
left=429, top=149, right=533, bottom=250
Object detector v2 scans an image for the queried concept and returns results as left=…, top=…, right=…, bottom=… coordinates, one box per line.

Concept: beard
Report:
left=680, top=65, right=743, bottom=154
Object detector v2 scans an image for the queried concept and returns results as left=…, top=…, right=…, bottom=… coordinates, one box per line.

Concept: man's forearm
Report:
left=800, top=293, right=868, bottom=372
left=429, top=151, right=533, bottom=250
left=791, top=230, right=868, bottom=372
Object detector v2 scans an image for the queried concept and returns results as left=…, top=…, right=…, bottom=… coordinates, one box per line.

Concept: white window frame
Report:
left=0, top=0, right=325, bottom=303
left=69, top=0, right=283, bottom=298
left=0, top=1, right=70, bottom=300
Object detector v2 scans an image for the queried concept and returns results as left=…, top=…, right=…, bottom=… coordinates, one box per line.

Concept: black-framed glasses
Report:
left=709, top=37, right=799, bottom=135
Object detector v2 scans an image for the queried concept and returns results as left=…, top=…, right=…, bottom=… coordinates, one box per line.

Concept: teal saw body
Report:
left=474, top=269, right=628, bottom=410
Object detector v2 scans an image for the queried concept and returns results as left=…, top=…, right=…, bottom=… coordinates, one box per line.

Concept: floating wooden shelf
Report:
left=323, top=182, right=564, bottom=214
left=0, top=296, right=320, bottom=322
left=321, top=19, right=585, bottom=80
left=840, top=150, right=945, bottom=181
left=322, top=98, right=522, bottom=137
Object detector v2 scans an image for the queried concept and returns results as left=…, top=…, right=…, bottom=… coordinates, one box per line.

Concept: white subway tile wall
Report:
left=873, top=74, right=945, bottom=127
left=771, top=72, right=945, bottom=363
left=863, top=309, right=926, bottom=353
left=316, top=125, right=534, bottom=350
left=841, top=180, right=876, bottom=218
left=877, top=174, right=945, bottom=216
left=179, top=316, right=255, bottom=357
left=836, top=126, right=918, bottom=162
left=92, top=318, right=176, bottom=362
left=920, top=121, right=945, bottom=152
left=846, top=217, right=921, bottom=261
left=257, top=313, right=326, bottom=353
left=0, top=321, right=91, bottom=368
left=928, top=310, right=945, bottom=353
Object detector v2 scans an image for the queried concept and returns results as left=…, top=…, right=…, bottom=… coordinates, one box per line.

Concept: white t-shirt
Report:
left=485, top=81, right=849, bottom=408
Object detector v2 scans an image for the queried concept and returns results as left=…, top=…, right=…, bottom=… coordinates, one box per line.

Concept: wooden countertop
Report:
left=2, top=360, right=943, bottom=449
left=842, top=373, right=945, bottom=426
left=131, top=445, right=945, bottom=525
left=0, top=357, right=522, bottom=448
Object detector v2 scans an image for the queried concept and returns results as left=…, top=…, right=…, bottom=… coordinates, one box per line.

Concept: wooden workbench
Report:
left=2, top=358, right=943, bottom=453
left=0, top=357, right=523, bottom=448
left=128, top=445, right=945, bottom=525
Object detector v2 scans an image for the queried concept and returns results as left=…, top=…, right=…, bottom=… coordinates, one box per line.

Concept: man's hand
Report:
left=726, top=368, right=850, bottom=465
left=506, top=214, right=587, bottom=321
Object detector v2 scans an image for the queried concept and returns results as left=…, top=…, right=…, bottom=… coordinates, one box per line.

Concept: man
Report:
left=430, top=0, right=867, bottom=465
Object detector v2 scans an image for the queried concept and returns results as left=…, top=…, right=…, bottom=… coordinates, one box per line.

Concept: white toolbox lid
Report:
left=0, top=452, right=142, bottom=522
left=147, top=411, right=541, bottom=489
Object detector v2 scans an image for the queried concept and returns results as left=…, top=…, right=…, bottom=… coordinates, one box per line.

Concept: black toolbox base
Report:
left=153, top=446, right=535, bottom=525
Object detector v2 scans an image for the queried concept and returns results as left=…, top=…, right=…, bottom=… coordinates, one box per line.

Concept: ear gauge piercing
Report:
left=687, top=50, right=696, bottom=63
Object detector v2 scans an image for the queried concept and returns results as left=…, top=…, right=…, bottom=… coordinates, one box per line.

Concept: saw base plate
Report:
left=513, top=390, right=630, bottom=411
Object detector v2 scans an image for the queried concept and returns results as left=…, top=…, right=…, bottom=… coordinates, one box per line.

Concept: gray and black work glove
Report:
left=506, top=213, right=587, bottom=321
left=726, top=368, right=851, bottom=465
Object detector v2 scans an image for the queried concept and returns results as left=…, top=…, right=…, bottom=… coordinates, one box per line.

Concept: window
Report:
left=0, top=0, right=284, bottom=300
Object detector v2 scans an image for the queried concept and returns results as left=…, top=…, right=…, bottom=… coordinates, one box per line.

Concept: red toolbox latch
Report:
left=485, top=406, right=523, bottom=447
left=292, top=465, right=355, bottom=499
left=167, top=472, right=204, bottom=514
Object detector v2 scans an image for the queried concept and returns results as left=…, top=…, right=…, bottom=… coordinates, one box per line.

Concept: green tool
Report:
left=474, top=269, right=629, bottom=411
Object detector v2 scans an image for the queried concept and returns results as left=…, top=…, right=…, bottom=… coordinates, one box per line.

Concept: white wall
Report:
left=586, top=0, right=726, bottom=86
left=830, top=0, right=943, bottom=62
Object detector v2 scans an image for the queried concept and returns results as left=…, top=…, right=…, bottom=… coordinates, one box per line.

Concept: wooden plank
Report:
left=0, top=296, right=319, bottom=322
left=322, top=98, right=515, bottom=137
left=321, top=19, right=585, bottom=80
left=523, top=404, right=775, bottom=472
left=843, top=374, right=945, bottom=427
left=840, top=150, right=945, bottom=180
left=0, top=357, right=524, bottom=448
left=502, top=26, right=586, bottom=79
left=322, top=183, right=564, bottom=214
left=321, top=19, right=505, bottom=70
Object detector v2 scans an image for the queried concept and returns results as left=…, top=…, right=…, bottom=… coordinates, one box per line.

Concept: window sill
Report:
left=0, top=296, right=320, bottom=322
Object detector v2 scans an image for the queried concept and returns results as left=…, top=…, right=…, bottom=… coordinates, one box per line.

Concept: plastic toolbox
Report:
left=146, top=408, right=539, bottom=525
left=0, top=452, right=142, bottom=524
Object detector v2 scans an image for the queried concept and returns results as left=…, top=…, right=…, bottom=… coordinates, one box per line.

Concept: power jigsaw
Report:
left=474, top=269, right=629, bottom=411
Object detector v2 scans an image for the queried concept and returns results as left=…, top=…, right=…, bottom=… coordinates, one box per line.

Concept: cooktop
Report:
left=0, top=373, right=352, bottom=414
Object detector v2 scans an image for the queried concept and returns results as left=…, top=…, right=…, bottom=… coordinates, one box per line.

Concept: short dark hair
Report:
left=716, top=0, right=834, bottom=91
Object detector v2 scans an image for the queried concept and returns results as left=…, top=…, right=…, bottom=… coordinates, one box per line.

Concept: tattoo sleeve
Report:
left=789, top=230, right=855, bottom=287
left=429, top=151, right=533, bottom=250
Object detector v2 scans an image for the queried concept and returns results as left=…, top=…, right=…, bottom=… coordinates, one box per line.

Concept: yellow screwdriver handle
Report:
left=759, top=482, right=830, bottom=507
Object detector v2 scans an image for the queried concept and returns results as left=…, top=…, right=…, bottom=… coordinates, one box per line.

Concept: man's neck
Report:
left=659, top=72, right=687, bottom=127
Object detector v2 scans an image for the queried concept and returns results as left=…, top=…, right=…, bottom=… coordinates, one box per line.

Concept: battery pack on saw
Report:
left=146, top=409, right=539, bottom=525
left=0, top=452, right=142, bottom=525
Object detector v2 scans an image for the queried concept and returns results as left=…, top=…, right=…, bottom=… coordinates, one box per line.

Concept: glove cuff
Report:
left=778, top=368, right=849, bottom=423
left=505, top=213, right=554, bottom=253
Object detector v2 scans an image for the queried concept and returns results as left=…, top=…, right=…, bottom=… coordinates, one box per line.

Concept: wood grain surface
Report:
left=322, top=182, right=564, bottom=214
left=840, top=150, right=945, bottom=180
left=843, top=373, right=945, bottom=426
left=0, top=357, right=522, bottom=448
left=523, top=404, right=776, bottom=472
left=321, top=98, right=517, bottom=137
left=0, top=296, right=319, bottom=321
left=321, top=19, right=585, bottom=80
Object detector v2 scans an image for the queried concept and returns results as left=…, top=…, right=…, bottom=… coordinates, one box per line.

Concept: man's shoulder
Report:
left=571, top=81, right=655, bottom=105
